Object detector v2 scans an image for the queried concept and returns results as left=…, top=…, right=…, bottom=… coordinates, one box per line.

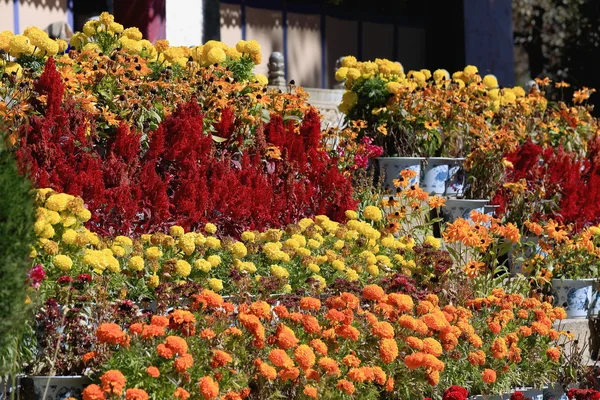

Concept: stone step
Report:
left=554, top=317, right=600, bottom=366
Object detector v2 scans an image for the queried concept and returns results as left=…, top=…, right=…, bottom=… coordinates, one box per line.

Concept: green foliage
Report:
left=0, top=148, right=35, bottom=375
left=222, top=55, right=256, bottom=83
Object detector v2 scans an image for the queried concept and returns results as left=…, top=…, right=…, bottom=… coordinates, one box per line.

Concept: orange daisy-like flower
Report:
left=294, top=344, right=316, bottom=370
left=300, top=297, right=322, bottom=311
left=82, top=384, right=105, bottom=400
left=464, top=260, right=486, bottom=278
left=146, top=366, right=160, bottom=378
left=427, top=195, right=446, bottom=209
left=100, top=370, right=127, bottom=396
left=198, top=376, right=220, bottom=400
left=125, top=388, right=149, bottom=400
left=482, top=368, right=497, bottom=383
left=336, top=379, right=356, bottom=395
left=379, top=338, right=399, bottom=364
left=546, top=347, right=561, bottom=362
left=174, top=387, right=190, bottom=400
left=303, top=385, right=318, bottom=399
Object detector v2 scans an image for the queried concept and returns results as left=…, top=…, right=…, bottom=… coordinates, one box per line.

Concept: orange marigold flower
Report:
left=301, top=314, right=322, bottom=334
left=198, top=376, right=219, bottom=400
left=165, top=336, right=188, bottom=355
left=224, top=327, right=243, bottom=336
left=416, top=301, right=435, bottom=315
left=273, top=305, right=289, bottom=319
left=222, top=392, right=243, bottom=400
left=372, top=366, right=386, bottom=385
left=249, top=301, right=272, bottom=320
left=386, top=293, right=414, bottom=312
left=170, top=309, right=196, bottom=326
left=379, top=338, right=398, bottom=364
left=279, top=366, right=300, bottom=381
left=340, top=292, right=360, bottom=309
left=371, top=321, right=395, bottom=339
left=174, top=387, right=190, bottom=400
left=362, top=284, right=385, bottom=301
left=151, top=315, right=169, bottom=327
left=275, top=324, right=299, bottom=349
left=141, top=324, right=165, bottom=340
left=532, top=321, right=549, bottom=335
left=129, top=323, right=143, bottom=335
left=289, top=312, right=304, bottom=323
left=97, top=323, right=128, bottom=346
left=83, top=351, right=97, bottom=364
left=318, top=357, right=340, bottom=376
left=146, top=366, right=160, bottom=378
left=491, top=337, right=508, bottom=359
left=294, top=344, right=316, bottom=370
left=342, top=354, right=361, bottom=367
left=303, top=385, right=318, bottom=399
left=269, top=348, right=294, bottom=368
left=488, top=320, right=501, bottom=334
left=421, top=311, right=449, bottom=331
left=468, top=333, right=483, bottom=348
left=467, top=350, right=486, bottom=366
left=258, top=362, right=277, bottom=380
left=200, top=329, right=216, bottom=340
left=546, top=347, right=561, bottom=362
left=405, top=336, right=424, bottom=350
left=310, top=339, right=328, bottom=356
left=427, top=370, right=440, bottom=386
left=195, top=289, right=224, bottom=309
left=482, top=368, right=497, bottom=384
left=175, top=353, right=194, bottom=373
left=385, top=377, right=394, bottom=392
left=422, top=338, right=443, bottom=357
left=125, top=388, right=149, bottom=400
left=422, top=353, right=445, bottom=371
left=300, top=297, right=322, bottom=311
left=337, top=379, right=355, bottom=395
left=100, top=370, right=126, bottom=396
left=305, top=368, right=321, bottom=382
left=211, top=350, right=233, bottom=369
left=404, top=352, right=424, bottom=369
left=348, top=367, right=369, bottom=383
left=157, top=343, right=174, bottom=359
left=82, top=384, right=105, bottom=400
left=335, top=324, right=360, bottom=340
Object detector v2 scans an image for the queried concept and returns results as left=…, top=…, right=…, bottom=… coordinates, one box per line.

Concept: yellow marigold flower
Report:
left=4, top=62, right=22, bottom=78
left=255, top=73, right=268, bottom=85
left=334, top=240, right=345, bottom=250
left=270, top=265, right=289, bottom=279
left=241, top=231, right=255, bottom=242
left=170, top=225, right=185, bottom=238
left=99, top=12, right=114, bottom=26
left=346, top=269, right=359, bottom=282
left=53, top=254, right=73, bottom=271
left=70, top=32, right=88, bottom=49
left=224, top=46, right=241, bottom=59
left=346, top=68, right=361, bottom=81
left=111, top=245, right=126, bottom=257
left=345, top=210, right=358, bottom=220
left=45, top=193, right=72, bottom=212
left=207, top=255, right=221, bottom=267
left=208, top=278, right=223, bottom=292
left=433, top=69, right=450, bottom=81
left=129, top=256, right=144, bottom=271
left=0, top=30, right=14, bottom=51
left=205, top=236, right=221, bottom=249
left=363, top=206, right=383, bottom=222
left=513, top=86, right=526, bottom=97
left=366, top=264, right=379, bottom=276
left=483, top=74, right=498, bottom=89
left=243, top=39, right=261, bottom=54
left=307, top=239, right=320, bottom=249
left=146, top=247, right=163, bottom=259
left=312, top=274, right=326, bottom=290
left=195, top=259, right=212, bottom=273
left=204, top=223, right=217, bottom=235
left=123, top=27, right=143, bottom=40
left=231, top=241, right=248, bottom=258
left=108, top=22, right=124, bottom=34
left=335, top=66, right=348, bottom=81
left=78, top=208, right=92, bottom=222
left=341, top=55, right=357, bottom=68
left=424, top=236, right=441, bottom=249
left=148, top=274, right=159, bottom=289
left=113, top=236, right=132, bottom=247
left=463, top=65, right=478, bottom=76
left=331, top=260, right=345, bottom=271
left=175, top=260, right=191, bottom=277
left=207, top=47, right=226, bottom=64
left=307, top=263, right=320, bottom=273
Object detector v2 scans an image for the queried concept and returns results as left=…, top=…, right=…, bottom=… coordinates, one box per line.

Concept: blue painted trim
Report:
left=320, top=12, right=326, bottom=89
left=13, top=0, right=19, bottom=34
left=357, top=20, right=363, bottom=60
left=241, top=0, right=247, bottom=40
left=67, top=0, right=74, bottom=31
left=393, top=23, right=399, bottom=61
left=282, top=8, right=288, bottom=83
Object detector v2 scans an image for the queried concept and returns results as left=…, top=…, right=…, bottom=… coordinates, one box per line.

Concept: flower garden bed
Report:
left=1, top=12, right=600, bottom=400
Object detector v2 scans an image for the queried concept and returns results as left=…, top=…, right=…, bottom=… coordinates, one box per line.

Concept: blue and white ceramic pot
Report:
left=552, top=278, right=595, bottom=319
left=444, top=158, right=466, bottom=197
left=421, top=157, right=453, bottom=195
left=442, top=199, right=488, bottom=223
left=588, top=281, right=600, bottom=318
left=19, top=376, right=90, bottom=400
left=377, top=157, right=423, bottom=190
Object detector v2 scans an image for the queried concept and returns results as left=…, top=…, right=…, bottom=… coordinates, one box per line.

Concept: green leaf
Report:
left=212, top=135, right=228, bottom=143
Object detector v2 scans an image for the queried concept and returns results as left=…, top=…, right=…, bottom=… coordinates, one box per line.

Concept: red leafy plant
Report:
left=16, top=59, right=357, bottom=237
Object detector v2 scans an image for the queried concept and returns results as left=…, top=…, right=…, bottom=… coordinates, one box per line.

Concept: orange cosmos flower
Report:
left=269, top=349, right=294, bottom=368
left=125, top=388, right=149, bottom=400
left=379, top=338, right=399, bottom=363
left=82, top=384, right=105, bottom=400
left=336, top=379, right=356, bottom=395
left=211, top=350, right=233, bottom=369
left=362, top=284, right=385, bottom=301
left=100, top=370, right=126, bottom=396
left=342, top=354, right=361, bottom=368
left=300, top=297, right=322, bottom=311
left=97, top=323, right=128, bottom=346
left=482, top=369, right=497, bottom=384
left=310, top=339, right=328, bottom=356
left=146, top=366, right=160, bottom=378
left=303, top=385, right=318, bottom=399
left=198, top=376, right=219, bottom=399
left=295, top=344, right=316, bottom=370
left=174, top=387, right=190, bottom=400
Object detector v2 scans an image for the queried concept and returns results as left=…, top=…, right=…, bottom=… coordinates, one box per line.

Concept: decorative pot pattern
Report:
left=552, top=279, right=594, bottom=319
left=377, top=157, right=423, bottom=190
left=445, top=160, right=466, bottom=197
left=421, top=158, right=451, bottom=195
left=19, top=376, right=90, bottom=400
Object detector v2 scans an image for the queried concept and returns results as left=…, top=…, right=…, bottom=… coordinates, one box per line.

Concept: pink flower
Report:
left=28, top=264, right=46, bottom=289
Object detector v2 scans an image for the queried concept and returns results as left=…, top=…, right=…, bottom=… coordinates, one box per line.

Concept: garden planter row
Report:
left=553, top=278, right=600, bottom=319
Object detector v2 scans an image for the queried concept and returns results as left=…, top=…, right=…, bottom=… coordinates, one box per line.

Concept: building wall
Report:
left=0, top=0, right=14, bottom=33
left=19, top=0, right=68, bottom=34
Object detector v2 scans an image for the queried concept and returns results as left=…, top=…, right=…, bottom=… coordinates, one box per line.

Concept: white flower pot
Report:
left=377, top=157, right=423, bottom=190
left=19, top=376, right=90, bottom=400
left=552, top=278, right=595, bottom=319
left=421, top=157, right=453, bottom=195
left=445, top=159, right=467, bottom=197
left=442, top=199, right=488, bottom=223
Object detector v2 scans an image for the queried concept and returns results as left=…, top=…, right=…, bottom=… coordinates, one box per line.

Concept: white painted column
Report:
left=166, top=0, right=204, bottom=46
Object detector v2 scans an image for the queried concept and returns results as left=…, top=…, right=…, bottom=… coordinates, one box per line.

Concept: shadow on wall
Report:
left=21, top=0, right=68, bottom=12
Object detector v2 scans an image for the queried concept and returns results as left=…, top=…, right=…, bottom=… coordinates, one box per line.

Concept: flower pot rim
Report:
left=423, top=157, right=466, bottom=162
left=444, top=198, right=489, bottom=203
left=21, top=375, right=90, bottom=379
left=552, top=277, right=598, bottom=282
left=377, top=156, right=425, bottom=161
